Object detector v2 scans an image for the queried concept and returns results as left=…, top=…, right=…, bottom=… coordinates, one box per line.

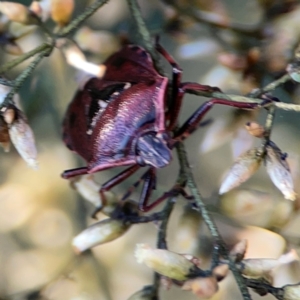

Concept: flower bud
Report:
left=6, top=105, right=38, bottom=169
left=241, top=250, right=298, bottom=278
left=51, top=0, right=74, bottom=26
left=265, top=142, right=296, bottom=201
left=3, top=41, right=23, bottom=56
left=75, top=27, right=120, bottom=55
left=182, top=277, right=219, bottom=299
left=0, top=2, right=36, bottom=25
left=71, top=175, right=118, bottom=216
left=127, top=286, right=155, bottom=300
left=245, top=122, right=265, bottom=138
left=283, top=283, right=300, bottom=300
left=218, top=52, right=247, bottom=71
left=212, top=264, right=229, bottom=281
left=0, top=117, right=10, bottom=152
left=219, top=148, right=262, bottom=195
left=72, top=218, right=130, bottom=253
left=241, top=258, right=279, bottom=278
left=30, top=0, right=51, bottom=22
left=135, top=244, right=198, bottom=281
left=230, top=240, right=247, bottom=262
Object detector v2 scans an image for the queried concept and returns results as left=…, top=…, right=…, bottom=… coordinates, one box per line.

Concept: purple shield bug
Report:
left=62, top=43, right=259, bottom=214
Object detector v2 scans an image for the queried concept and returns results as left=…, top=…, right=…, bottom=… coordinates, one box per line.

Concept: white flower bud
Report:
left=219, top=148, right=262, bottom=195
left=241, top=250, right=298, bottom=278
left=241, top=258, right=279, bottom=278
left=283, top=283, right=300, bottom=300
left=135, top=244, right=197, bottom=281
left=265, top=142, right=296, bottom=201
left=7, top=106, right=38, bottom=169
left=72, top=218, right=130, bottom=253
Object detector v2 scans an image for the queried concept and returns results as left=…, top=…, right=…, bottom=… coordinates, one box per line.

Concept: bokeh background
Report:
left=1, top=0, right=300, bottom=299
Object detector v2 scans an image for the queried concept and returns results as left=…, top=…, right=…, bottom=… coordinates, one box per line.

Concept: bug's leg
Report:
left=62, top=167, right=89, bottom=179
left=140, top=183, right=191, bottom=212
left=138, top=168, right=157, bottom=211
left=155, top=44, right=220, bottom=130
left=173, top=97, right=259, bottom=143
left=121, top=169, right=154, bottom=201
left=91, top=165, right=140, bottom=218
left=155, top=43, right=182, bottom=130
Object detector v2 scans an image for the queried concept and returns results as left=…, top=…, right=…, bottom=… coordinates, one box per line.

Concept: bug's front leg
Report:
left=155, top=43, right=220, bottom=131
left=92, top=165, right=140, bottom=218
left=173, top=97, right=260, bottom=143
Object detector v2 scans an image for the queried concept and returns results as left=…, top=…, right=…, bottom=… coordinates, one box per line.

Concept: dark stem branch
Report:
left=2, top=47, right=53, bottom=107
left=175, top=142, right=252, bottom=300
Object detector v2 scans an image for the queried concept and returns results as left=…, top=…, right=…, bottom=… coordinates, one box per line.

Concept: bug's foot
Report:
left=91, top=206, right=102, bottom=219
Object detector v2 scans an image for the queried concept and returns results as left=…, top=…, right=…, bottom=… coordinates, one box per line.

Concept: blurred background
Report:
left=1, top=0, right=300, bottom=299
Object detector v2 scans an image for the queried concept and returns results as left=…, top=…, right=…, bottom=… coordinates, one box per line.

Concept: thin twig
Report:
left=0, top=43, right=52, bottom=74
left=127, top=0, right=159, bottom=63
left=57, top=0, right=110, bottom=37
left=2, top=47, right=53, bottom=107
left=0, top=78, right=13, bottom=87
left=175, top=142, right=252, bottom=300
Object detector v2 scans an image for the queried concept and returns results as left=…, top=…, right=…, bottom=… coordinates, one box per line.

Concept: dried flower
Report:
left=245, top=121, right=265, bottom=138
left=5, top=105, right=38, bottom=169
left=219, top=147, right=262, bottom=195
left=265, top=142, right=296, bottom=200
left=218, top=52, right=247, bottom=71
left=0, top=117, right=10, bottom=152
left=182, top=277, right=219, bottom=299
left=230, top=240, right=247, bottom=262
left=135, top=244, right=199, bottom=281
left=0, top=2, right=36, bottom=25
left=72, top=218, right=130, bottom=253
left=51, top=0, right=74, bottom=26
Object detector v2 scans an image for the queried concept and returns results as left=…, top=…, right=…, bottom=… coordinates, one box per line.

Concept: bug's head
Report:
left=136, top=132, right=172, bottom=168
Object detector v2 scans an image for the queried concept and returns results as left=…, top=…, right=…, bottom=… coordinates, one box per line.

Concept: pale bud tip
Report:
left=135, top=244, right=149, bottom=264
left=27, top=158, right=39, bottom=170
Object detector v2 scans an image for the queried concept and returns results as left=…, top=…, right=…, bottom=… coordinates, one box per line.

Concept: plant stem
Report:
left=175, top=142, right=252, bottom=300
left=0, top=43, right=52, bottom=74
left=126, top=0, right=159, bottom=63
left=57, top=0, right=110, bottom=37
left=0, top=78, right=13, bottom=87
left=2, top=47, right=52, bottom=107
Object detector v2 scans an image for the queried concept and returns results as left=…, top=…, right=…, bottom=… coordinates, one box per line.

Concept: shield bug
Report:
left=62, top=43, right=260, bottom=214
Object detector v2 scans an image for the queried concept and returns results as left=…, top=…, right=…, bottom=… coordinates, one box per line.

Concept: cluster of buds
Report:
left=71, top=174, right=142, bottom=253
left=0, top=1, right=74, bottom=27
left=219, top=127, right=296, bottom=201
left=134, top=244, right=228, bottom=299
left=0, top=90, right=38, bottom=169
